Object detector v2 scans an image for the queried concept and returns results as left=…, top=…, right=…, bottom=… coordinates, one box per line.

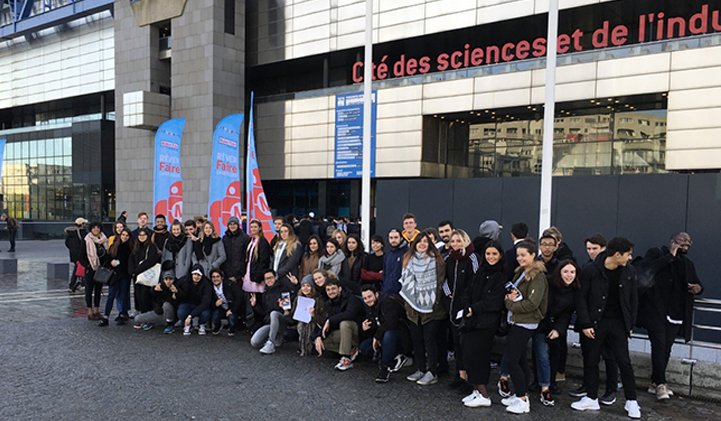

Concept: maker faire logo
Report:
left=219, top=137, right=237, bottom=148
left=161, top=141, right=179, bottom=150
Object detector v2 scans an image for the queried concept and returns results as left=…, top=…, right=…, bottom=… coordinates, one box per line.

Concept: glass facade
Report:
left=0, top=93, right=115, bottom=223
left=422, top=93, right=667, bottom=178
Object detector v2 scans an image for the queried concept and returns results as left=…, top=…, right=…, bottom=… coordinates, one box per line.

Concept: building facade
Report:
left=0, top=0, right=720, bottom=230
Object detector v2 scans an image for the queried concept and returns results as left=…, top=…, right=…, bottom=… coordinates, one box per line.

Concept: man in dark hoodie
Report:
left=359, top=285, right=409, bottom=383
left=133, top=269, right=180, bottom=333
left=151, top=214, right=169, bottom=256
left=381, top=229, right=408, bottom=296
left=210, top=267, right=245, bottom=336
left=313, top=277, right=365, bottom=371
left=638, top=232, right=703, bottom=401
left=64, top=217, right=88, bottom=292
left=177, top=264, right=212, bottom=336
left=221, top=216, right=249, bottom=283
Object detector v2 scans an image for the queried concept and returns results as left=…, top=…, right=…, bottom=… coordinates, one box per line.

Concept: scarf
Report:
left=85, top=232, right=109, bottom=271
left=318, top=251, right=345, bottom=275
left=273, top=241, right=287, bottom=272
left=165, top=233, right=187, bottom=254
left=399, top=251, right=438, bottom=313
left=448, top=243, right=475, bottom=261
left=214, top=284, right=229, bottom=309
left=194, top=236, right=220, bottom=262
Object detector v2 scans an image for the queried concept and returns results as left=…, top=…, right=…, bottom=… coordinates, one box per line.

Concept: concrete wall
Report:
left=115, top=0, right=246, bottom=218
left=247, top=0, right=616, bottom=65
left=0, top=11, right=114, bottom=110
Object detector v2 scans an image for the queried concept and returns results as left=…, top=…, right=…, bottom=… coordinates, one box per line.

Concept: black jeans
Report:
left=548, top=334, right=565, bottom=387
left=647, top=321, right=682, bottom=385
left=462, top=327, right=496, bottom=386
left=84, top=269, right=102, bottom=308
left=450, top=323, right=465, bottom=372
left=8, top=230, right=16, bottom=250
left=504, top=325, right=535, bottom=398
left=580, top=335, right=619, bottom=392
left=408, top=319, right=443, bottom=375
left=582, top=317, right=637, bottom=400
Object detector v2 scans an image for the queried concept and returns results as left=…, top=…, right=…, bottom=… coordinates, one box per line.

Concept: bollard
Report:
left=0, top=258, right=18, bottom=274
left=47, top=262, right=70, bottom=279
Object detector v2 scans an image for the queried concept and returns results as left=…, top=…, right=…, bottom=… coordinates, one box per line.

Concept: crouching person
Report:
left=209, top=268, right=244, bottom=336
left=134, top=269, right=180, bottom=333
left=313, top=277, right=365, bottom=371
left=177, top=264, right=212, bottom=336
left=250, top=269, right=294, bottom=354
left=359, top=285, right=409, bottom=383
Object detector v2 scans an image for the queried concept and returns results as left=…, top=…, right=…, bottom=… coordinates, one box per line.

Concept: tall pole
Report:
left=539, top=0, right=559, bottom=236
left=360, top=0, right=373, bottom=247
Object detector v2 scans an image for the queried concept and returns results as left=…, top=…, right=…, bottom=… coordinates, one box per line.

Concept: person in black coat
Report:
left=133, top=268, right=181, bottom=332
left=541, top=260, right=579, bottom=394
left=243, top=220, right=272, bottom=293
left=459, top=240, right=507, bottom=407
left=572, top=238, right=641, bottom=418
left=359, top=285, right=410, bottom=382
left=209, top=267, right=245, bottom=336
left=128, top=228, right=160, bottom=319
left=313, top=277, right=365, bottom=370
left=443, top=229, right=479, bottom=391
left=637, top=232, right=703, bottom=399
left=176, top=264, right=213, bottom=335
left=249, top=269, right=294, bottom=354
left=99, top=227, right=134, bottom=326
left=64, top=218, right=88, bottom=291
left=221, top=216, right=249, bottom=282
left=345, top=234, right=365, bottom=287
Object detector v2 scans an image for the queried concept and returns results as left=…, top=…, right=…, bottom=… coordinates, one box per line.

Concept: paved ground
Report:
left=0, top=241, right=719, bottom=420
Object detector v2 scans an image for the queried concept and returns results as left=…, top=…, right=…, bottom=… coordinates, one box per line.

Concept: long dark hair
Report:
left=481, top=240, right=506, bottom=270
left=345, top=233, right=365, bottom=257
left=305, top=234, right=323, bottom=257
left=324, top=238, right=342, bottom=257
left=551, top=259, right=581, bottom=291
left=109, top=227, right=134, bottom=257
left=402, top=232, right=441, bottom=269
left=132, top=227, right=152, bottom=254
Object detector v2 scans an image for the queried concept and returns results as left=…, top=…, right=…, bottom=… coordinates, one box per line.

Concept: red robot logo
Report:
left=155, top=180, right=183, bottom=223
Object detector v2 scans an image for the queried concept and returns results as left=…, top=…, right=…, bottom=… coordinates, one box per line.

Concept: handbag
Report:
left=136, top=263, right=161, bottom=287
left=93, top=266, right=115, bottom=285
left=134, top=246, right=160, bottom=287
left=75, top=262, right=86, bottom=277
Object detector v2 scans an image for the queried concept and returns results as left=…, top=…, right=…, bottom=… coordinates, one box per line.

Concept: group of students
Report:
left=64, top=211, right=704, bottom=419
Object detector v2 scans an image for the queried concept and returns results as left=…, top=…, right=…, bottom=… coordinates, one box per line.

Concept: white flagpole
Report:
left=361, top=0, right=373, bottom=247
left=539, top=0, right=559, bottom=236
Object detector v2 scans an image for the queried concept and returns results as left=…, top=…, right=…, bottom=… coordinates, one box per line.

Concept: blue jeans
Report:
left=103, top=277, right=124, bottom=318
left=212, top=308, right=238, bottom=329
left=532, top=331, right=551, bottom=387
left=177, top=303, right=211, bottom=325
left=359, top=330, right=400, bottom=368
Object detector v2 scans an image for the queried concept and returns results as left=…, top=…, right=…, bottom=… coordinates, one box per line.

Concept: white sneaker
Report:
left=183, top=325, right=191, bottom=336
left=506, top=397, right=530, bottom=414
left=624, top=400, right=641, bottom=419
left=416, top=371, right=438, bottom=386
left=260, top=340, right=276, bottom=354
left=571, top=396, right=600, bottom=411
left=656, top=384, right=670, bottom=400
left=198, top=324, right=206, bottom=335
left=501, top=396, right=518, bottom=407
left=465, top=392, right=492, bottom=408
left=462, top=390, right=479, bottom=403
left=406, top=370, right=424, bottom=382
left=647, top=383, right=674, bottom=395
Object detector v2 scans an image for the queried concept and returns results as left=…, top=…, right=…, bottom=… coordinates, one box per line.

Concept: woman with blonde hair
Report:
left=332, top=228, right=348, bottom=253
left=192, top=221, right=227, bottom=277
left=401, top=232, right=447, bottom=387
left=444, top=229, right=479, bottom=393
left=272, top=222, right=303, bottom=289
left=243, top=219, right=271, bottom=293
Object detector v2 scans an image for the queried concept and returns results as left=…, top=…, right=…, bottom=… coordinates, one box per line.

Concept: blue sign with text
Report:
left=334, top=91, right=377, bottom=179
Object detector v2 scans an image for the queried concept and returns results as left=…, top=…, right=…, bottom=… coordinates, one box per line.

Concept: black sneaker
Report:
left=98, top=318, right=109, bottom=327
left=375, top=366, right=391, bottom=383
left=569, top=385, right=587, bottom=397
left=228, top=327, right=236, bottom=337
left=212, top=324, right=222, bottom=335
left=600, top=390, right=616, bottom=405
left=540, top=389, right=555, bottom=406
left=498, top=378, right=512, bottom=398
left=448, top=376, right=465, bottom=390
left=549, top=383, right=561, bottom=395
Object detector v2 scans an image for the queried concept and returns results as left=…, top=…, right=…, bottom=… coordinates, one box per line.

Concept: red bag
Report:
left=75, top=262, right=86, bottom=277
